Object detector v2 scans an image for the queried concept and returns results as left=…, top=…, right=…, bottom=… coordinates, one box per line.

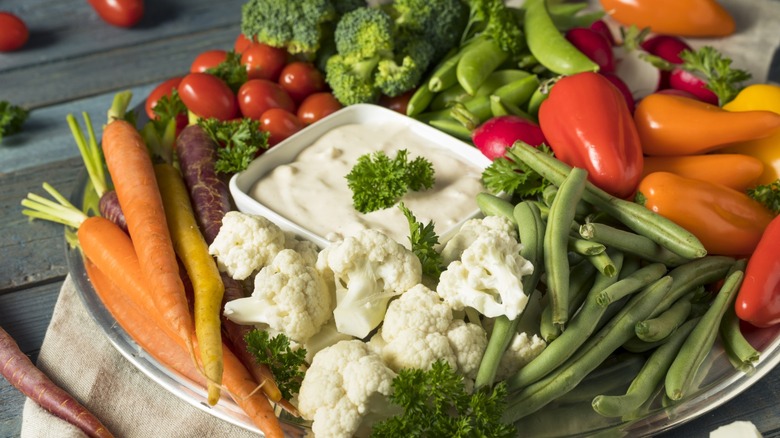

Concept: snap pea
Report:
left=430, top=69, right=532, bottom=111
left=456, top=37, right=509, bottom=95
left=526, top=83, right=550, bottom=118
left=475, top=201, right=545, bottom=389
left=665, top=270, right=744, bottom=401
left=579, top=222, right=691, bottom=267
left=544, top=167, right=588, bottom=327
left=596, top=263, right=668, bottom=307
left=592, top=318, right=700, bottom=418
left=490, top=95, right=534, bottom=120
left=503, top=269, right=672, bottom=421
left=719, top=300, right=760, bottom=372
left=635, top=293, right=693, bottom=343
left=523, top=0, right=599, bottom=75
left=509, top=142, right=707, bottom=259
left=510, top=251, right=623, bottom=390
left=427, top=45, right=468, bottom=93
left=406, top=82, right=436, bottom=117
left=476, top=192, right=516, bottom=224
left=429, top=82, right=470, bottom=111
left=449, top=75, right=540, bottom=127
left=427, top=118, right=472, bottom=141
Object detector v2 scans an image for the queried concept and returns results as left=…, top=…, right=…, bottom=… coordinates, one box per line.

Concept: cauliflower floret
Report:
left=373, top=284, right=487, bottom=381
left=298, top=340, right=398, bottom=438
left=440, top=215, right=518, bottom=266
left=437, top=229, right=534, bottom=319
left=208, top=211, right=286, bottom=280
left=223, top=249, right=332, bottom=343
left=316, top=229, right=422, bottom=338
left=284, top=231, right=319, bottom=266
left=495, top=331, right=547, bottom=381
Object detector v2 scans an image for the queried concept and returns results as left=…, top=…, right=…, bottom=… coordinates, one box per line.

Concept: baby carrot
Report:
left=101, top=120, right=195, bottom=360
left=154, top=162, right=225, bottom=406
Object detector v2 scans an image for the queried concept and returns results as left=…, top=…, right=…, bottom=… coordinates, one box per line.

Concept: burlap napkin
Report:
left=19, top=276, right=263, bottom=438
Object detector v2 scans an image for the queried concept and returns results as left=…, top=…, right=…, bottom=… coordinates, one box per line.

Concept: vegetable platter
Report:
left=13, top=0, right=780, bottom=437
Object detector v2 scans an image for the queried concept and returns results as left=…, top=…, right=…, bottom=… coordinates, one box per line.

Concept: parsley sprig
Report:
left=0, top=101, right=29, bottom=141
left=197, top=117, right=269, bottom=174
left=481, top=143, right=552, bottom=197
left=678, top=46, right=751, bottom=106
left=346, top=149, right=435, bottom=214
left=398, top=203, right=443, bottom=280
left=748, top=179, right=780, bottom=215
left=206, top=50, right=248, bottom=94
left=371, top=360, right=516, bottom=437
left=244, top=329, right=307, bottom=401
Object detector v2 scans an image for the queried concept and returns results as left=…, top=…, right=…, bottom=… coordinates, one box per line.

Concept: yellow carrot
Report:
left=154, top=162, right=225, bottom=406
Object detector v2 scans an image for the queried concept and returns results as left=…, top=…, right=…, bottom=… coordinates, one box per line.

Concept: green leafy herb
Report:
left=0, top=101, right=29, bottom=141
left=206, top=50, right=248, bottom=93
left=481, top=143, right=552, bottom=197
left=748, top=179, right=780, bottom=215
left=244, top=329, right=307, bottom=401
left=398, top=203, right=443, bottom=279
left=346, top=149, right=435, bottom=213
left=198, top=117, right=269, bottom=174
left=152, top=90, right=187, bottom=129
left=679, top=46, right=751, bottom=106
left=371, top=360, right=516, bottom=437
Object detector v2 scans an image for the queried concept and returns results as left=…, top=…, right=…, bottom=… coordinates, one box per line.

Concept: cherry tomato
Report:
left=241, top=42, right=288, bottom=81
left=145, top=76, right=183, bottom=119
left=278, top=62, right=327, bottom=103
left=178, top=73, right=238, bottom=121
left=261, top=108, right=304, bottom=146
left=238, top=79, right=295, bottom=120
left=0, top=12, right=29, bottom=52
left=234, top=33, right=253, bottom=54
left=379, top=90, right=414, bottom=115
left=190, top=49, right=228, bottom=73
left=87, top=0, right=144, bottom=28
left=297, top=92, right=343, bottom=125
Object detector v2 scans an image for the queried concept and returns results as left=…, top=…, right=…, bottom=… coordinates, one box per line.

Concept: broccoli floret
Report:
left=241, top=0, right=338, bottom=56
left=462, top=0, right=526, bottom=58
left=375, top=37, right=435, bottom=97
left=385, top=0, right=468, bottom=60
left=334, top=7, right=395, bottom=60
left=325, top=54, right=382, bottom=105
left=331, top=0, right=367, bottom=15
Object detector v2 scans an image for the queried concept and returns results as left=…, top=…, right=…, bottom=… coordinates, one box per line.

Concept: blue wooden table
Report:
left=0, top=1, right=778, bottom=437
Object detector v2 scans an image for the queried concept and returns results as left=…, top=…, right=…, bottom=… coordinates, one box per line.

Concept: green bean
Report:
left=456, top=38, right=509, bottom=95
left=556, top=352, right=645, bottom=405
left=475, top=201, right=546, bottom=388
left=542, top=184, right=558, bottom=207
left=579, top=222, right=690, bottom=267
left=568, top=236, right=605, bottom=256
left=635, top=293, right=693, bottom=343
left=665, top=270, right=744, bottom=401
left=544, top=167, right=588, bottom=327
left=523, top=0, right=599, bottom=75
left=596, top=263, right=668, bottom=307
left=719, top=302, right=760, bottom=372
left=509, top=141, right=707, bottom=259
left=508, top=251, right=624, bottom=390
left=476, top=192, right=516, bottom=224
left=539, top=260, right=597, bottom=342
left=427, top=118, right=472, bottom=141
left=503, top=271, right=672, bottom=421
left=427, top=45, right=467, bottom=93
left=649, top=256, right=735, bottom=318
left=541, top=185, right=590, bottom=219
left=584, top=250, right=617, bottom=278
left=622, top=335, right=667, bottom=353
left=619, top=254, right=641, bottom=279
left=592, top=318, right=700, bottom=418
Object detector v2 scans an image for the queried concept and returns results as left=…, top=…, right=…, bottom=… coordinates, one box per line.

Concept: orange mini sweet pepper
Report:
left=634, top=93, right=780, bottom=156
left=641, top=154, right=764, bottom=192
left=599, top=0, right=735, bottom=38
left=636, top=172, right=774, bottom=257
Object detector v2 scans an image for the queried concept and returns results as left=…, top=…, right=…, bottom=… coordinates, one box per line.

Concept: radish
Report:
left=612, top=45, right=661, bottom=100
left=669, top=68, right=719, bottom=105
left=589, top=19, right=616, bottom=46
left=641, top=34, right=693, bottom=91
left=565, top=27, right=615, bottom=73
left=472, top=115, right=546, bottom=161
left=600, top=72, right=635, bottom=113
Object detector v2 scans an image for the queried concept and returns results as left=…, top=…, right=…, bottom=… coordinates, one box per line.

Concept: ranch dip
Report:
left=249, top=120, right=485, bottom=245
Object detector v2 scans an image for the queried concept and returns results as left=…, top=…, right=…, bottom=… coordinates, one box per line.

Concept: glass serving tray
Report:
left=67, top=165, right=780, bottom=438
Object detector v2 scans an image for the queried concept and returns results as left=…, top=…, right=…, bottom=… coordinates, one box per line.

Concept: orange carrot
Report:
left=101, top=120, right=195, bottom=358
left=0, top=325, right=115, bottom=438
left=80, top=218, right=285, bottom=438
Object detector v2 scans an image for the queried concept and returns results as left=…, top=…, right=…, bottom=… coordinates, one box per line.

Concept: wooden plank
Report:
left=0, top=386, right=26, bottom=438
left=0, top=157, right=82, bottom=292
left=0, top=0, right=243, bottom=75
left=0, top=25, right=239, bottom=109
left=0, top=282, right=62, bottom=356
left=0, top=83, right=156, bottom=174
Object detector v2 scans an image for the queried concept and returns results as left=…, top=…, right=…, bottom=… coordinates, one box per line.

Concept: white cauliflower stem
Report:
left=223, top=249, right=332, bottom=343
left=298, top=340, right=398, bottom=438
left=316, top=229, right=422, bottom=338
left=437, top=223, right=534, bottom=319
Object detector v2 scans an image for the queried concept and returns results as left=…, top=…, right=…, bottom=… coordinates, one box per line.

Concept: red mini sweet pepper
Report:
left=538, top=72, right=644, bottom=199
left=735, top=214, right=780, bottom=327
